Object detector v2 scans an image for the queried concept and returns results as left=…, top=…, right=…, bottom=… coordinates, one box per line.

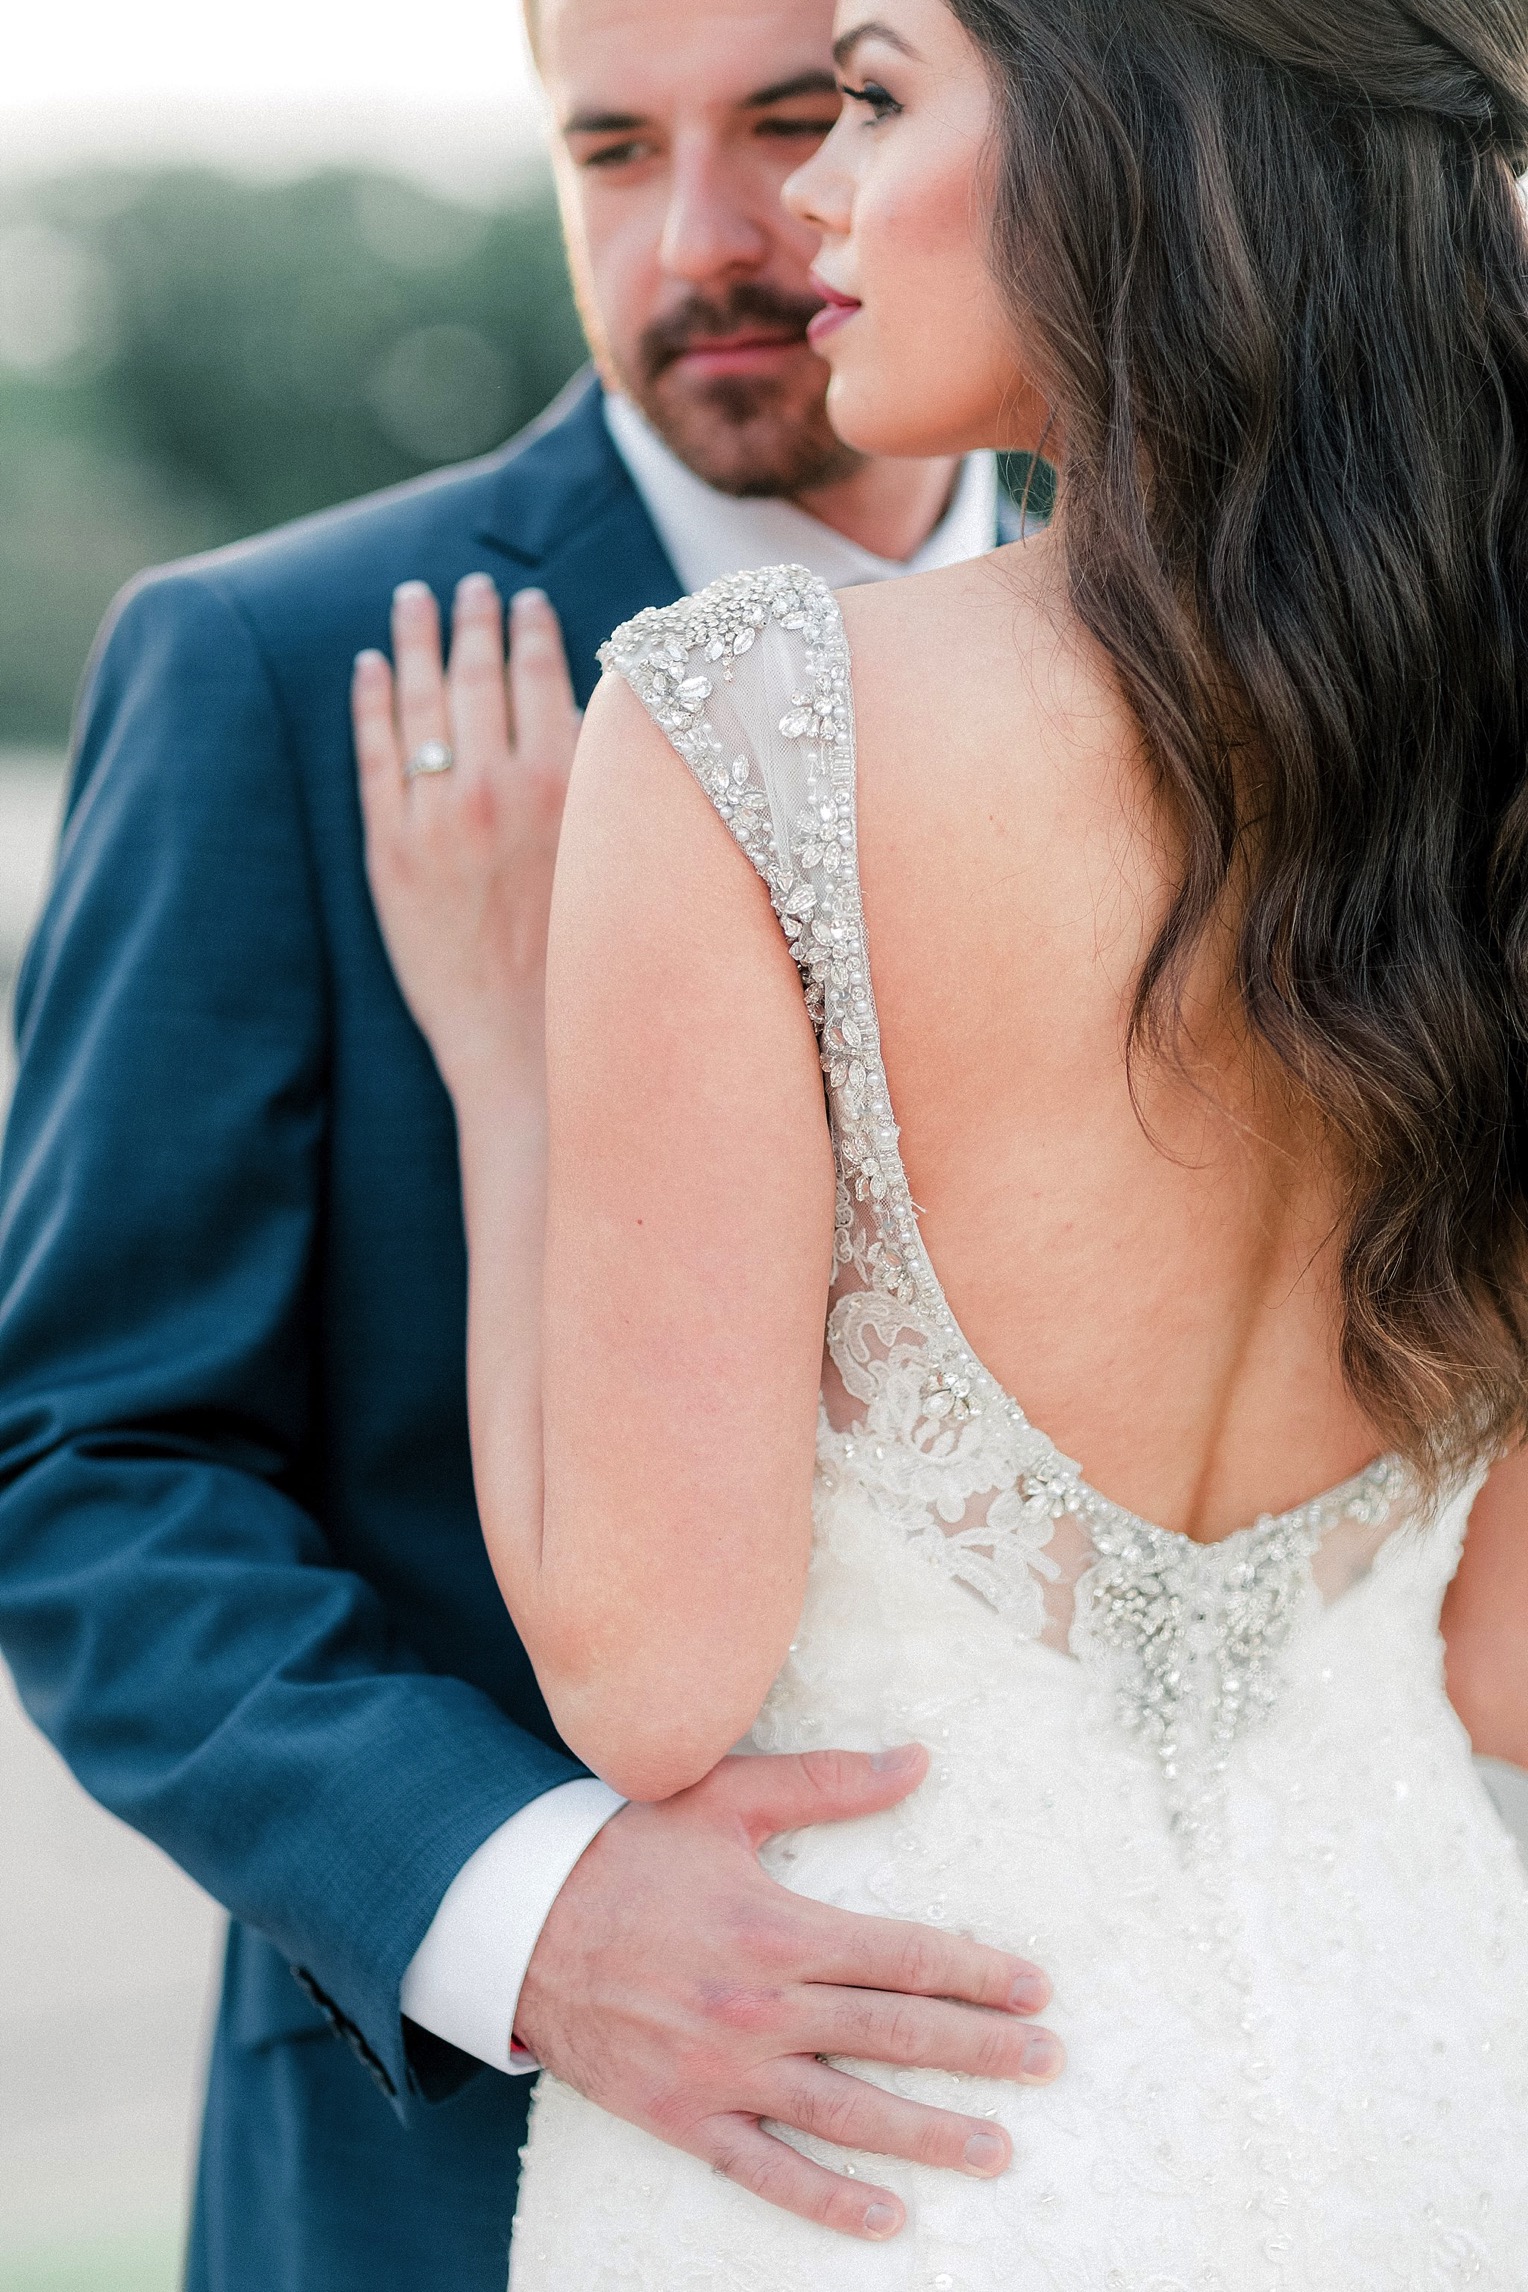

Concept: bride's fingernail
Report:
left=513, top=586, right=549, bottom=611
left=862, top=2203, right=899, bottom=2239
left=962, top=2130, right=1007, bottom=2176
left=1009, top=1970, right=1050, bottom=2014
left=393, top=580, right=432, bottom=604
left=456, top=571, right=497, bottom=600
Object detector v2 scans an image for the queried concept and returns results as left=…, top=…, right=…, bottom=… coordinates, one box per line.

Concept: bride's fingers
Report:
left=507, top=587, right=580, bottom=792
left=445, top=573, right=510, bottom=786
left=352, top=650, right=405, bottom=847
left=695, top=2113, right=904, bottom=2244
left=758, top=2059, right=1012, bottom=2181
left=391, top=581, right=450, bottom=777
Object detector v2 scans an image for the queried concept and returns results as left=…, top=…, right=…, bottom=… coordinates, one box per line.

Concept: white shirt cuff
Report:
left=399, top=1777, right=626, bottom=2074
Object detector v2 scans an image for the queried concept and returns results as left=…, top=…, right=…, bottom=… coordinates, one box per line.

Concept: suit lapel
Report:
left=474, top=374, right=683, bottom=704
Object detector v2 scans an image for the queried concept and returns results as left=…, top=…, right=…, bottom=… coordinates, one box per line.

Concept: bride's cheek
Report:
left=856, top=153, right=997, bottom=453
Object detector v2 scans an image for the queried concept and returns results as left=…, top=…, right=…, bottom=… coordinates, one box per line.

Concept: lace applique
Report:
left=819, top=1293, right=1064, bottom=1639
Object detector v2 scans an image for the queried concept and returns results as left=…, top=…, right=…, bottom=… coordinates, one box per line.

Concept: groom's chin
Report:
left=634, top=363, right=864, bottom=500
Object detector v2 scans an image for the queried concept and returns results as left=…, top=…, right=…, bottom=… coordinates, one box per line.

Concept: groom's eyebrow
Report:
left=743, top=72, right=841, bottom=107
left=833, top=22, right=919, bottom=67
left=563, top=75, right=838, bottom=136
left=563, top=107, right=651, bottom=134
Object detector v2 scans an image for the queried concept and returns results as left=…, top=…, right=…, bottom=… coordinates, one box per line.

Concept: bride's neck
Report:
left=792, top=454, right=962, bottom=564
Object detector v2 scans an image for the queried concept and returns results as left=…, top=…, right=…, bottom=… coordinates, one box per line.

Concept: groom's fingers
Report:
left=697, top=2114, right=904, bottom=2244
left=759, top=2059, right=1012, bottom=2181
left=800, top=1904, right=1051, bottom=2018
left=717, top=1744, right=932, bottom=1845
left=799, top=1985, right=1064, bottom=2085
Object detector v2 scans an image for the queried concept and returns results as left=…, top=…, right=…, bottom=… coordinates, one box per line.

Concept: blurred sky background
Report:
left=3, top=0, right=547, bottom=194
left=1, top=6, right=574, bottom=2286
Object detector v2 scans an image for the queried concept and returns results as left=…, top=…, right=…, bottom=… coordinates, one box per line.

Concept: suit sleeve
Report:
left=0, top=570, right=582, bottom=2108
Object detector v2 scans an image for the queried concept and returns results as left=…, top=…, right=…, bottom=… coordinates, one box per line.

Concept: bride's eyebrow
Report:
left=832, top=21, right=920, bottom=69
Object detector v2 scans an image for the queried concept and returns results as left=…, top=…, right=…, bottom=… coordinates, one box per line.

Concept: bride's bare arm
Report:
left=1443, top=1447, right=1528, bottom=1770
left=356, top=576, right=835, bottom=1801
left=526, top=675, right=834, bottom=1797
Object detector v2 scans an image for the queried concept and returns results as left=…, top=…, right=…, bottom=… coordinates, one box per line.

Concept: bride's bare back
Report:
left=840, top=538, right=1378, bottom=1545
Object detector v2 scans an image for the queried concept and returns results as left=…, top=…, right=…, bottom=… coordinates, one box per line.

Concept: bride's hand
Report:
left=352, top=575, right=581, bottom=1098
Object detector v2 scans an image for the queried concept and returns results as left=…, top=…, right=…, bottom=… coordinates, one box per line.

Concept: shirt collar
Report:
left=602, top=393, right=1000, bottom=596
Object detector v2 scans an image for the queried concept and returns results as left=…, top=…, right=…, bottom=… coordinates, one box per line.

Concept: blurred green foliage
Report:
left=0, top=167, right=586, bottom=743
left=0, top=166, right=1054, bottom=748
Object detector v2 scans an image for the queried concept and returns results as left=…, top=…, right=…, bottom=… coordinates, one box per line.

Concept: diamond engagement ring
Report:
left=404, top=739, right=455, bottom=783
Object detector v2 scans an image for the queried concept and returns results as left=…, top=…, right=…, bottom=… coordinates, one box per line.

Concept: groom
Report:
left=0, top=1, right=1040, bottom=2286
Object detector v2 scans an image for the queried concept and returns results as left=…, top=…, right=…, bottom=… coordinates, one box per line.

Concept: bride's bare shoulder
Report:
left=837, top=526, right=1061, bottom=626
left=835, top=534, right=1136, bottom=787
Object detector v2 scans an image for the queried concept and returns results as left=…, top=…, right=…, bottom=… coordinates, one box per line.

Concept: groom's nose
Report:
left=658, top=131, right=776, bottom=285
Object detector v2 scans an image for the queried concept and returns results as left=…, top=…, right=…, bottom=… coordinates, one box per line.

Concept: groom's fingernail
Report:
left=862, top=2203, right=899, bottom=2239
left=1009, top=1970, right=1051, bottom=2014
left=1020, top=2031, right=1065, bottom=2080
left=870, top=1745, right=919, bottom=1773
left=962, top=2130, right=1008, bottom=2176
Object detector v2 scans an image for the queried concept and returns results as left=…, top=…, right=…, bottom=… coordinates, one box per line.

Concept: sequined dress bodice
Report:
left=508, top=570, right=1528, bottom=2292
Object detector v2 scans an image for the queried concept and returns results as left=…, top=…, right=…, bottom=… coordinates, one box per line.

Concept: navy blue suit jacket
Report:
left=0, top=374, right=682, bottom=2291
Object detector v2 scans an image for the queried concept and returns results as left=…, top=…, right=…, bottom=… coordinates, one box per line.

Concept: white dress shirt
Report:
left=603, top=392, right=1001, bottom=593
left=398, top=400, right=1006, bottom=2077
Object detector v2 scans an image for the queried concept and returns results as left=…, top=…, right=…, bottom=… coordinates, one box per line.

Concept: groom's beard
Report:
left=627, top=284, right=864, bottom=501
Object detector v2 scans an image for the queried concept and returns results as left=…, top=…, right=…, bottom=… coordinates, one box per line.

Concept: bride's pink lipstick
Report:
left=807, top=274, right=862, bottom=347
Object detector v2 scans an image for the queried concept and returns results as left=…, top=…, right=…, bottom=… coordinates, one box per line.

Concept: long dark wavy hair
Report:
left=945, top=0, right=1528, bottom=1485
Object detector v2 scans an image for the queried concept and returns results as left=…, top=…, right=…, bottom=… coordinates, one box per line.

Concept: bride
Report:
left=353, top=0, right=1528, bottom=2279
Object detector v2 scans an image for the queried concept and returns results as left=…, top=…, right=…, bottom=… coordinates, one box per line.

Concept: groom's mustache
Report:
left=638, top=285, right=827, bottom=383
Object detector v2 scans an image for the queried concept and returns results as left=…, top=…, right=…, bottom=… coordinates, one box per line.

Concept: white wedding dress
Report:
left=509, top=568, right=1528, bottom=2291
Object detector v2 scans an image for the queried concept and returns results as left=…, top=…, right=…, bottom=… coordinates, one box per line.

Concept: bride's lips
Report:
left=672, top=330, right=810, bottom=378
left=806, top=273, right=862, bottom=347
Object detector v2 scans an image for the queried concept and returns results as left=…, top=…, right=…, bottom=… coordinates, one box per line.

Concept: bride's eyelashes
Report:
left=838, top=78, right=904, bottom=124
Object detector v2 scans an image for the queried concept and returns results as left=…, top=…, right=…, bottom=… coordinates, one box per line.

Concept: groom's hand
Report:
left=513, top=1746, right=1062, bottom=2243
